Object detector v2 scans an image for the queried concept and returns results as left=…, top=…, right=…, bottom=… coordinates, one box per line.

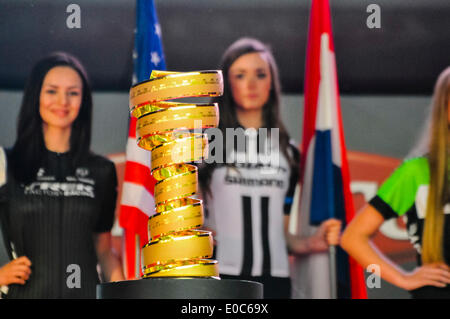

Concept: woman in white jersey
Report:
left=199, top=37, right=341, bottom=298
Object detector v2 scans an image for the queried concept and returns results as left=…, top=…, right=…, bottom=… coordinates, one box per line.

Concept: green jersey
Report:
left=369, top=157, right=450, bottom=298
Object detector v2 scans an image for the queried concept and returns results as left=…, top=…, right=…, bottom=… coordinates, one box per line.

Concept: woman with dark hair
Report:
left=341, top=66, right=450, bottom=299
left=199, top=38, right=341, bottom=299
left=0, top=52, right=124, bottom=298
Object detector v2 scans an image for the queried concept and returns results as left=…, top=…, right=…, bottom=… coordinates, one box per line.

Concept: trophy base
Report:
left=97, top=277, right=263, bottom=299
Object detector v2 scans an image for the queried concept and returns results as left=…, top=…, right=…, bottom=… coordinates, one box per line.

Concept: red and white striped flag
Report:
left=119, top=116, right=156, bottom=279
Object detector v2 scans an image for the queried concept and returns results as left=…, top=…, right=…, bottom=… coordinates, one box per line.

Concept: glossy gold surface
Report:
left=129, top=70, right=222, bottom=277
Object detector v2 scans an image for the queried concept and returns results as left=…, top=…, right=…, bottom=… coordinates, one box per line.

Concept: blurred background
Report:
left=0, top=0, right=449, bottom=298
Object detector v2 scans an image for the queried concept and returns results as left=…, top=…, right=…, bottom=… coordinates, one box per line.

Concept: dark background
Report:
left=0, top=0, right=449, bottom=94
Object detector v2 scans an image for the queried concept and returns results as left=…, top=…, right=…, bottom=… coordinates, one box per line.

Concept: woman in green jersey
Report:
left=341, top=66, right=450, bottom=298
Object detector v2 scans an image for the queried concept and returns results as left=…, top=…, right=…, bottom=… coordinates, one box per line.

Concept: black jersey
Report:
left=0, top=148, right=117, bottom=299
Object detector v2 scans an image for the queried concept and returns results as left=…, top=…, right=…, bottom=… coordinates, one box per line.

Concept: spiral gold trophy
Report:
left=97, top=70, right=263, bottom=299
left=132, top=70, right=220, bottom=278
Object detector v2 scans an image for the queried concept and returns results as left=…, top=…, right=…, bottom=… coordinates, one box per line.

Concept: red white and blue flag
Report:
left=289, top=0, right=367, bottom=298
left=119, top=0, right=166, bottom=280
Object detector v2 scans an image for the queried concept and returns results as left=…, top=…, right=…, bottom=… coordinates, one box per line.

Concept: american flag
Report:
left=119, top=0, right=166, bottom=279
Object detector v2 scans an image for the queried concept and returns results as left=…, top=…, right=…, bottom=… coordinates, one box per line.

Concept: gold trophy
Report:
left=129, top=70, right=222, bottom=278
left=97, top=70, right=262, bottom=299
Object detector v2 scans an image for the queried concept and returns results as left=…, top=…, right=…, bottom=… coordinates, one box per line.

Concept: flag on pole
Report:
left=119, top=0, right=166, bottom=280
left=289, top=0, right=367, bottom=298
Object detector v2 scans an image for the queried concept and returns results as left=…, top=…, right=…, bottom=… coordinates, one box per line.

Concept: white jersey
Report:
left=204, top=137, right=299, bottom=278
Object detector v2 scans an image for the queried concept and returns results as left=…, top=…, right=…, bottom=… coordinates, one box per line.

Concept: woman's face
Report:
left=228, top=52, right=272, bottom=112
left=39, top=66, right=82, bottom=131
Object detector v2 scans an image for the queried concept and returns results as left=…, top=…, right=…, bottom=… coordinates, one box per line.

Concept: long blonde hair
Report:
left=422, top=66, right=450, bottom=264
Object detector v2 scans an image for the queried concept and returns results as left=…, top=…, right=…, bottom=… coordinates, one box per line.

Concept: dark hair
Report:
left=199, top=37, right=297, bottom=196
left=10, top=52, right=93, bottom=182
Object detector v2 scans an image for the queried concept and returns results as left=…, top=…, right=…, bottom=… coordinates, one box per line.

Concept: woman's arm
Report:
left=94, top=232, right=125, bottom=282
left=284, top=216, right=341, bottom=255
left=341, top=204, right=450, bottom=290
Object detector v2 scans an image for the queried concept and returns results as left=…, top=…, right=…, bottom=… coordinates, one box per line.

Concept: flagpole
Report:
left=135, top=234, right=140, bottom=279
left=329, top=245, right=337, bottom=299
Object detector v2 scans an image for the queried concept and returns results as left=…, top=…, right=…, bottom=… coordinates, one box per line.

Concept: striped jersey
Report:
left=0, top=148, right=117, bottom=298
left=204, top=133, right=299, bottom=278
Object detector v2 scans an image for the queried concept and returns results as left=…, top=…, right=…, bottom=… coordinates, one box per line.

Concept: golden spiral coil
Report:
left=129, top=70, right=222, bottom=278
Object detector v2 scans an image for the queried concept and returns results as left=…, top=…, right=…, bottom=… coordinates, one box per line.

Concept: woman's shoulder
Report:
left=399, top=156, right=429, bottom=174
left=402, top=155, right=428, bottom=164
left=383, top=156, right=429, bottom=187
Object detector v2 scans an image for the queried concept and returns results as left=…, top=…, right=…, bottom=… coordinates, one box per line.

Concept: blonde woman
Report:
left=341, top=67, right=450, bottom=298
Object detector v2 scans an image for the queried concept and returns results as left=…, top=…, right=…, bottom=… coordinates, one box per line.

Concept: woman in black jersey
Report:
left=0, top=52, right=124, bottom=298
left=199, top=38, right=341, bottom=299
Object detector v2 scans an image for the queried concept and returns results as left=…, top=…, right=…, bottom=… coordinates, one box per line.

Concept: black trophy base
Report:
left=97, top=277, right=263, bottom=299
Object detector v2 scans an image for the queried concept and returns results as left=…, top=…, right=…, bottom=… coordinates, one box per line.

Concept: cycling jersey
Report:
left=370, top=156, right=450, bottom=298
left=0, top=148, right=117, bottom=298
left=203, top=132, right=299, bottom=298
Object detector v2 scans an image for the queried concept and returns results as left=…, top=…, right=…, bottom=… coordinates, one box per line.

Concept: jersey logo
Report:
left=37, top=168, right=45, bottom=178
left=76, top=167, right=89, bottom=178
left=24, top=182, right=95, bottom=198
